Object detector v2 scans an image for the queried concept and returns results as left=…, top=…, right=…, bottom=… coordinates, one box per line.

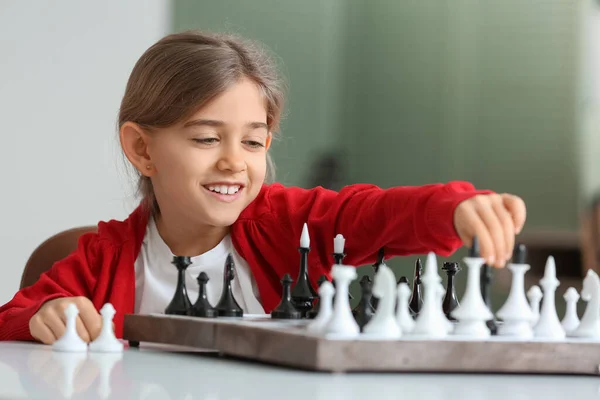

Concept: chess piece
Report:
left=333, top=233, right=346, bottom=265
left=89, top=303, right=124, bottom=352
left=370, top=248, right=385, bottom=310
left=363, top=264, right=402, bottom=338
left=215, top=253, right=244, bottom=317
left=480, top=261, right=497, bottom=334
left=527, top=285, right=542, bottom=326
left=307, top=281, right=335, bottom=334
left=291, top=223, right=317, bottom=316
left=397, top=276, right=409, bottom=285
left=409, top=258, right=423, bottom=316
left=450, top=237, right=493, bottom=338
left=495, top=244, right=534, bottom=338
left=352, top=275, right=375, bottom=331
left=272, top=274, right=302, bottom=319
left=533, top=256, right=565, bottom=339
left=561, top=287, right=581, bottom=334
left=442, top=261, right=460, bottom=320
left=323, top=264, right=360, bottom=338
left=53, top=303, right=88, bottom=352
left=396, top=281, right=415, bottom=333
left=411, top=253, right=451, bottom=338
left=190, top=272, right=217, bottom=318
left=306, top=275, right=329, bottom=319
left=568, top=270, right=600, bottom=338
left=165, top=256, right=193, bottom=315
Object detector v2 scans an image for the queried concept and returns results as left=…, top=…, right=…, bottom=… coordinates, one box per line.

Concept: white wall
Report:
left=0, top=1, right=171, bottom=306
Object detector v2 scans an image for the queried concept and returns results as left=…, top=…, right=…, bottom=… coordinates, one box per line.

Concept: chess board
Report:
left=122, top=313, right=600, bottom=376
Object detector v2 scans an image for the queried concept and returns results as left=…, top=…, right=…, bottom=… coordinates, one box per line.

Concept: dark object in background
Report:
left=307, top=152, right=344, bottom=191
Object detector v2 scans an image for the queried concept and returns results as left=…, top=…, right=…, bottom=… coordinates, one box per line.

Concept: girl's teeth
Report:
left=227, top=186, right=237, bottom=194
left=207, top=185, right=240, bottom=194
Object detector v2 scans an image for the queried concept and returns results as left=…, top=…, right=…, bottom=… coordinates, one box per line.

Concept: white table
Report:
left=0, top=341, right=598, bottom=399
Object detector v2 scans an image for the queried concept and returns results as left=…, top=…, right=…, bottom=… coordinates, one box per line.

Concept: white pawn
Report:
left=89, top=303, right=124, bottom=353
left=411, top=252, right=451, bottom=338
left=527, top=285, right=542, bottom=326
left=323, top=264, right=360, bottom=338
left=53, top=303, right=87, bottom=352
left=396, top=282, right=415, bottom=334
left=533, top=256, right=565, bottom=339
left=569, top=269, right=600, bottom=339
left=561, top=287, right=580, bottom=334
left=450, top=239, right=492, bottom=338
left=496, top=245, right=533, bottom=338
left=307, top=281, right=335, bottom=334
left=363, top=264, right=402, bottom=338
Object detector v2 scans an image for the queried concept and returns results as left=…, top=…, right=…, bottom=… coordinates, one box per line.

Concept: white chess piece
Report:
left=533, top=256, right=565, bottom=339
left=496, top=256, right=534, bottom=338
left=561, top=287, right=580, bottom=334
left=53, top=303, right=88, bottom=352
left=396, top=282, right=415, bottom=334
left=307, top=281, right=335, bottom=334
left=527, top=285, right=542, bottom=326
left=363, top=264, right=402, bottom=338
left=411, top=253, right=451, bottom=338
left=323, top=264, right=360, bottom=338
left=450, top=251, right=493, bottom=338
left=89, top=303, right=124, bottom=352
left=568, top=270, right=600, bottom=338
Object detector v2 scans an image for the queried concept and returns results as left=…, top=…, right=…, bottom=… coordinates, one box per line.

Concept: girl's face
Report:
left=145, top=78, right=271, bottom=228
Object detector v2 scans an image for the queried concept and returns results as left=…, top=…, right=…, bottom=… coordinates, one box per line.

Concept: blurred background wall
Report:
left=0, top=0, right=599, bottom=309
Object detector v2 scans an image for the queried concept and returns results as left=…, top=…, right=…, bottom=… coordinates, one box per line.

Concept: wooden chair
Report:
left=20, top=226, right=97, bottom=289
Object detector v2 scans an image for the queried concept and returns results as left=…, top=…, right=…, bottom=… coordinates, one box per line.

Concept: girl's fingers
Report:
left=462, top=205, right=496, bottom=265
left=502, top=194, right=527, bottom=234
left=492, top=198, right=516, bottom=262
left=475, top=202, right=506, bottom=267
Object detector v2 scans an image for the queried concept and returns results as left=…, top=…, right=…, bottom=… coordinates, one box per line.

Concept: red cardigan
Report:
left=0, top=182, right=490, bottom=341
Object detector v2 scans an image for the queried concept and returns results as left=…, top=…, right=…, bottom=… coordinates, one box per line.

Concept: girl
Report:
left=0, top=31, right=526, bottom=344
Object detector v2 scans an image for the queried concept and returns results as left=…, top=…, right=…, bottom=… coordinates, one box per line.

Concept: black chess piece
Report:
left=190, top=271, right=217, bottom=318
left=353, top=275, right=375, bottom=331
left=470, top=236, right=497, bottom=334
left=165, top=256, right=193, bottom=315
left=291, top=243, right=318, bottom=316
left=513, top=243, right=527, bottom=264
left=370, top=248, right=386, bottom=310
left=408, top=258, right=423, bottom=316
left=442, top=261, right=460, bottom=320
left=271, top=274, right=302, bottom=319
left=306, top=275, right=329, bottom=319
left=214, top=253, right=244, bottom=317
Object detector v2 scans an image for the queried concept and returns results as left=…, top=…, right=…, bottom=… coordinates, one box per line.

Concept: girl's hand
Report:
left=454, top=193, right=526, bottom=268
left=29, top=297, right=102, bottom=344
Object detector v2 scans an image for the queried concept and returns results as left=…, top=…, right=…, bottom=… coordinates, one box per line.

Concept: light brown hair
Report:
left=118, top=30, right=286, bottom=213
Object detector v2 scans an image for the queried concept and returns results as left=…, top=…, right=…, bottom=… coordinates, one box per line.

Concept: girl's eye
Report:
left=244, top=140, right=265, bottom=148
left=192, top=138, right=219, bottom=144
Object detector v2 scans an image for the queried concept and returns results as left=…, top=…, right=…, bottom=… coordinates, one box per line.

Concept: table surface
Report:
left=1, top=341, right=599, bottom=400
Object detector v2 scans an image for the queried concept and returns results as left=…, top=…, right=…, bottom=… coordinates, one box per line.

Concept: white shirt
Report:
left=133, top=216, right=265, bottom=315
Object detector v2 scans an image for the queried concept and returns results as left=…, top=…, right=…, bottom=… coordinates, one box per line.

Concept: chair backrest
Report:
left=20, top=226, right=97, bottom=289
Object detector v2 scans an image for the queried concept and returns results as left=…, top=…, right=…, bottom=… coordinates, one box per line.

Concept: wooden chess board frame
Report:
left=122, top=313, right=600, bottom=376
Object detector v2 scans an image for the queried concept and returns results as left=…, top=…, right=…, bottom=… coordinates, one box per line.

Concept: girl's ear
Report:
left=120, top=122, right=154, bottom=176
left=265, top=133, right=272, bottom=150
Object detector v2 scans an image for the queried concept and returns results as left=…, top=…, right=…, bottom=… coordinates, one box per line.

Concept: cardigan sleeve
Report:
left=0, top=232, right=103, bottom=341
left=264, top=181, right=493, bottom=267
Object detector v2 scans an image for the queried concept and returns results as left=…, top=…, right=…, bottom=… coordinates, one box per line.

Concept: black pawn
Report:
left=442, top=262, right=460, bottom=320
left=291, top=246, right=317, bottom=316
left=165, top=256, right=193, bottom=315
left=409, top=258, right=423, bottom=316
left=307, top=275, right=329, bottom=319
left=272, top=274, right=302, bottom=319
left=190, top=272, right=217, bottom=318
left=214, top=253, right=243, bottom=317
left=353, top=275, right=375, bottom=330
